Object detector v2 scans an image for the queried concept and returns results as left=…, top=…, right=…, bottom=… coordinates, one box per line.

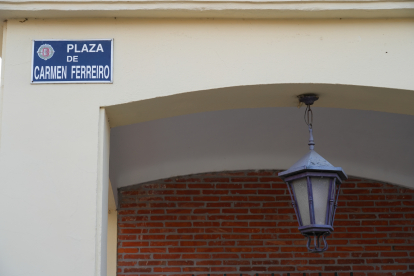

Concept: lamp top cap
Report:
left=278, top=149, right=348, bottom=180
left=298, top=94, right=319, bottom=106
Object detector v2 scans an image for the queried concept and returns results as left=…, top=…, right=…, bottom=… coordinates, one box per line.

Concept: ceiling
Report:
left=109, top=107, right=414, bottom=200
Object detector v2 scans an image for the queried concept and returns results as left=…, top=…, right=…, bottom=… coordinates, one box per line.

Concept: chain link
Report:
left=304, top=104, right=313, bottom=128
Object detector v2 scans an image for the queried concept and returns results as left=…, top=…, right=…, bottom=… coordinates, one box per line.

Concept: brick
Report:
left=234, top=202, right=260, bottom=207
left=263, top=202, right=290, bottom=207
left=166, top=184, right=187, bottom=189
left=249, top=196, right=275, bottom=201
left=336, top=247, right=364, bottom=251
left=165, top=222, right=192, bottom=227
left=150, top=215, right=177, bottom=221
left=168, top=261, right=194, bottom=266
left=210, top=267, right=237, bottom=272
left=209, top=241, right=235, bottom=246
left=166, top=209, right=192, bottom=214
left=150, top=241, right=179, bottom=246
left=222, top=234, right=249, bottom=239
left=394, top=246, right=414, bottom=250
left=366, top=259, right=394, bottom=264
left=338, top=259, right=365, bottom=264
left=365, top=246, right=392, bottom=251
left=349, top=239, right=377, bottom=245
left=193, top=222, right=219, bottom=227
left=252, top=247, right=279, bottom=252
left=177, top=215, right=205, bottom=220
left=211, top=254, right=238, bottom=259
left=362, top=233, right=387, bottom=239
left=353, top=265, right=375, bottom=270
left=231, top=177, right=258, bottom=183
left=297, top=266, right=323, bottom=271
left=188, top=184, right=213, bottom=189
left=325, top=266, right=352, bottom=271
left=230, top=189, right=256, bottom=194
left=197, top=247, right=224, bottom=252
left=138, top=261, right=166, bottom=266
left=203, top=178, right=229, bottom=182
left=149, top=203, right=176, bottom=208
left=153, top=254, right=181, bottom=259
left=268, top=266, right=295, bottom=271
left=196, top=260, right=222, bottom=265
left=343, top=189, right=370, bottom=194
left=154, top=267, right=181, bottom=272
left=237, top=215, right=264, bottom=220
left=251, top=208, right=277, bottom=213
left=205, top=189, right=232, bottom=195
left=250, top=222, right=276, bottom=227
left=193, top=196, right=220, bottom=201
left=257, top=189, right=286, bottom=195
left=309, top=259, right=335, bottom=265
left=165, top=196, right=191, bottom=201
left=241, top=253, right=266, bottom=258
left=168, top=248, right=195, bottom=253
left=121, top=216, right=148, bottom=222
left=118, top=235, right=137, bottom=240
left=221, top=196, right=248, bottom=201
left=223, top=260, right=251, bottom=265
left=208, top=215, right=235, bottom=220
left=391, top=207, right=414, bottom=212
left=140, top=248, right=167, bottom=253
left=239, top=266, right=267, bottom=271
left=124, top=254, right=151, bottom=259
left=260, top=177, right=283, bottom=182
left=381, top=265, right=408, bottom=270
left=358, top=183, right=383, bottom=188
left=180, top=241, right=207, bottom=246
left=269, top=253, right=293, bottom=258
left=206, top=202, right=231, bottom=207
left=123, top=266, right=153, bottom=272
left=381, top=252, right=408, bottom=257
left=280, top=247, right=308, bottom=252
left=223, top=208, right=248, bottom=213
left=120, top=203, right=147, bottom=208
left=118, top=261, right=137, bottom=266
left=122, top=242, right=149, bottom=247
left=118, top=248, right=139, bottom=253
left=245, top=183, right=271, bottom=188
left=225, top=247, right=252, bottom=252
left=182, top=254, right=210, bottom=259
left=194, top=234, right=220, bottom=239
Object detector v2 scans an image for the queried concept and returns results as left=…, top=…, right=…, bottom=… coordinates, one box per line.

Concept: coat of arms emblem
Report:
left=37, top=44, right=55, bottom=60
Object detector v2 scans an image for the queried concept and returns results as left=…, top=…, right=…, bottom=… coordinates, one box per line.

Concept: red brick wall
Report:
left=117, top=170, right=414, bottom=276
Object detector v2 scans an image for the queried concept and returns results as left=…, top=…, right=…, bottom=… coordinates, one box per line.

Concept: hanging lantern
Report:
left=278, top=95, right=347, bottom=253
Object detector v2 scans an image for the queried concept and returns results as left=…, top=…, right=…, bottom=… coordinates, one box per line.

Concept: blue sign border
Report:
left=31, top=39, right=114, bottom=84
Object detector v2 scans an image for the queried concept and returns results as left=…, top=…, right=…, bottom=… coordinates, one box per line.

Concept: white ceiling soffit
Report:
left=0, top=0, right=413, bottom=21
left=109, top=107, right=414, bottom=191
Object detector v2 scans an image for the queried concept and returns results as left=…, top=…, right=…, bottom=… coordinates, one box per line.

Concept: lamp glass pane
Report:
left=292, top=177, right=310, bottom=226
left=311, top=177, right=330, bottom=225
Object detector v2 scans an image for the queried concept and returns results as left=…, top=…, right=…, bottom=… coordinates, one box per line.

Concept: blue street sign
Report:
left=31, top=39, right=113, bottom=83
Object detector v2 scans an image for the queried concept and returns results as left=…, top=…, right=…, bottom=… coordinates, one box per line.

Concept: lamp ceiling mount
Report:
left=298, top=94, right=319, bottom=106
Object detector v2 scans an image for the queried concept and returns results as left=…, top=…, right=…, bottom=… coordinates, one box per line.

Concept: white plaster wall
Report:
left=3, top=18, right=413, bottom=109
left=0, top=18, right=413, bottom=276
left=107, top=181, right=117, bottom=276
left=110, top=107, right=414, bottom=190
